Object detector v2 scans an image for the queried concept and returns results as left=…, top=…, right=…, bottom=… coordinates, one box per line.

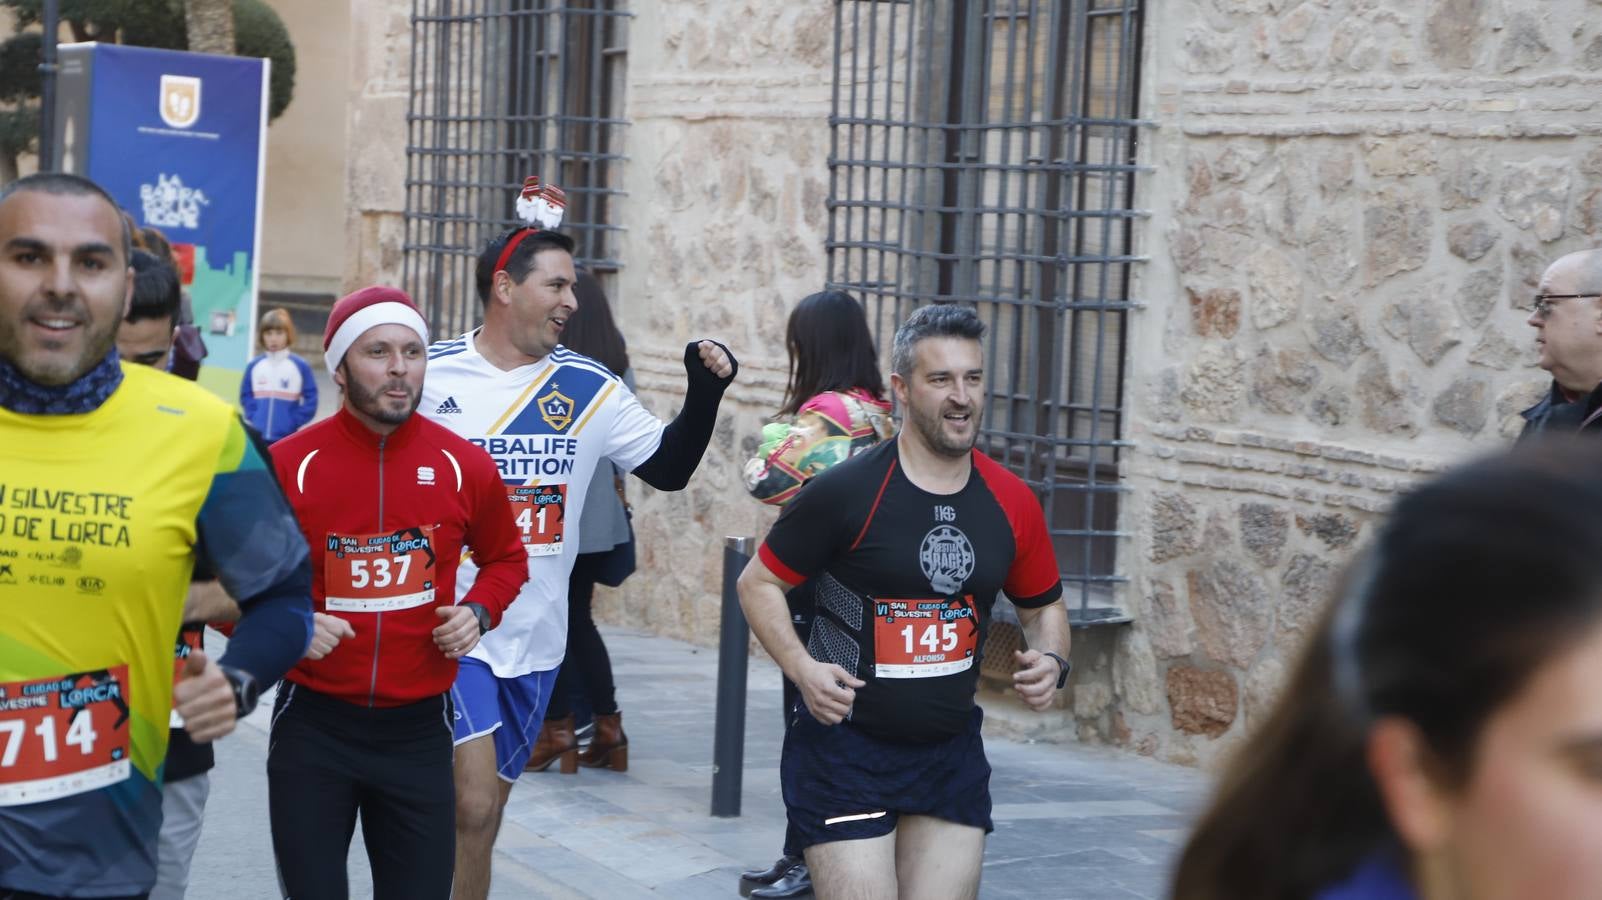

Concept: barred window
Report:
left=403, top=0, right=630, bottom=339
left=827, top=0, right=1146, bottom=622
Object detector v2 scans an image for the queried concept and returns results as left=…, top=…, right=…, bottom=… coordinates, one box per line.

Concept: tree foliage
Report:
left=0, top=0, right=296, bottom=120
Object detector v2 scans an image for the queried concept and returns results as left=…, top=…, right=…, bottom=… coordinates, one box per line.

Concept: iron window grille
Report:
left=403, top=0, right=630, bottom=341
left=826, top=0, right=1149, bottom=622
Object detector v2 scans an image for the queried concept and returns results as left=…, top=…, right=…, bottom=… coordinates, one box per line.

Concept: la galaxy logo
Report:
left=538, top=386, right=574, bottom=432
left=919, top=525, right=975, bottom=595
left=159, top=75, right=201, bottom=129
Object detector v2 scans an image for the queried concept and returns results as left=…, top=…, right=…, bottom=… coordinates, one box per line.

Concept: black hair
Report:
left=779, top=290, right=885, bottom=416
left=889, top=304, right=986, bottom=379
left=1172, top=442, right=1602, bottom=900
left=562, top=269, right=630, bottom=378
left=0, top=171, right=133, bottom=262
left=126, top=250, right=181, bottom=326
left=473, top=227, right=577, bottom=305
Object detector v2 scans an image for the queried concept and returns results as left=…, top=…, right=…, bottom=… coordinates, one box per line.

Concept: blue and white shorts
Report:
left=450, top=658, right=560, bottom=782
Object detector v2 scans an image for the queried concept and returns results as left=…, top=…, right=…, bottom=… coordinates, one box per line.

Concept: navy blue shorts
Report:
left=780, top=704, right=993, bottom=850
left=450, top=658, right=560, bottom=782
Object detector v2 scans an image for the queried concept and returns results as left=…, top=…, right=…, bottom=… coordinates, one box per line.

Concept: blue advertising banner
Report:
left=55, top=43, right=269, bottom=403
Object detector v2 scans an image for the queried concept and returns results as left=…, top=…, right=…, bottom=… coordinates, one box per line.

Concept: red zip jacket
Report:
left=269, top=408, right=528, bottom=707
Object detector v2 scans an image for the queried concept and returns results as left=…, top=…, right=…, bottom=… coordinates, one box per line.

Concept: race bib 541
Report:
left=507, top=485, right=566, bottom=557
left=0, top=666, right=132, bottom=806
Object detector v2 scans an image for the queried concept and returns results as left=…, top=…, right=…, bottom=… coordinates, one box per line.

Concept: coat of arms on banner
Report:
left=538, top=387, right=574, bottom=432
left=159, top=75, right=201, bottom=129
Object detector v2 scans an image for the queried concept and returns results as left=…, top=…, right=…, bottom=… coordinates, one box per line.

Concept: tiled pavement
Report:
left=190, top=627, right=1207, bottom=898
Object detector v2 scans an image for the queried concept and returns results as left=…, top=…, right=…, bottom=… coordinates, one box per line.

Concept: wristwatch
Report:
left=464, top=602, right=491, bottom=636
left=1042, top=652, right=1072, bottom=690
left=220, top=666, right=260, bottom=718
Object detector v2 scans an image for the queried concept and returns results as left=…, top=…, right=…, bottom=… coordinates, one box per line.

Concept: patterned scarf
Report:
left=0, top=349, right=124, bottom=415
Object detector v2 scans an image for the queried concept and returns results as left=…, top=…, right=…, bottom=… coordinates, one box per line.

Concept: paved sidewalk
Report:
left=189, top=627, right=1206, bottom=899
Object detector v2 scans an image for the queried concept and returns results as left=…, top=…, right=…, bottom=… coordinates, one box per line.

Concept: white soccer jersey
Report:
left=421, top=330, right=664, bottom=676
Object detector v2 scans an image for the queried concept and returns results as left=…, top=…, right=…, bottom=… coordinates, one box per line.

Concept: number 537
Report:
left=350, top=555, right=411, bottom=589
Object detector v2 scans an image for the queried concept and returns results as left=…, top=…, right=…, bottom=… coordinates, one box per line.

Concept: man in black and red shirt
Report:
left=738, top=304, right=1072, bottom=900
left=266, top=287, right=528, bottom=899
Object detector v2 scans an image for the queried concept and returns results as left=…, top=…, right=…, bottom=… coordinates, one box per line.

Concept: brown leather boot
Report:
left=578, top=712, right=628, bottom=771
left=525, top=715, right=578, bottom=774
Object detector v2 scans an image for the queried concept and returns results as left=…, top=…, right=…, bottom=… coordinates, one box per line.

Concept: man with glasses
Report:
left=1521, top=248, right=1602, bottom=438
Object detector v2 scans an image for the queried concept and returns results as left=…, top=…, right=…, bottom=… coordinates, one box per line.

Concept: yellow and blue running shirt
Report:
left=0, top=363, right=304, bottom=896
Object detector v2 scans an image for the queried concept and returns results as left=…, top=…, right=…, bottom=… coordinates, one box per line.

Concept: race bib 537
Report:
left=324, top=525, right=438, bottom=613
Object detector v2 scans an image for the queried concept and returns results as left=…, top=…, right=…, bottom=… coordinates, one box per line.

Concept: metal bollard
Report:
left=711, top=535, right=754, bottom=817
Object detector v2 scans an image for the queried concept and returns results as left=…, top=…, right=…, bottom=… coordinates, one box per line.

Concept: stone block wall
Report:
left=340, top=0, right=413, bottom=293
left=591, top=0, right=839, bottom=643
left=1102, top=0, right=1602, bottom=766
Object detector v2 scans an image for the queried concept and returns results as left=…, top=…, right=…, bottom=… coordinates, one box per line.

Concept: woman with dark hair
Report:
left=1173, top=442, right=1602, bottom=900
left=742, top=290, right=893, bottom=504
left=738, top=290, right=893, bottom=899
left=524, top=270, right=637, bottom=774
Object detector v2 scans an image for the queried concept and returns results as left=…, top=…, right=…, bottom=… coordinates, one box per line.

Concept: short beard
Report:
left=0, top=304, right=119, bottom=387
left=343, top=367, right=419, bottom=426
left=908, top=401, right=979, bottom=458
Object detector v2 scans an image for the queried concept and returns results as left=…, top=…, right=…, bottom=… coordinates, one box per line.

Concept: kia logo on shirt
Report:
left=76, top=576, right=105, bottom=595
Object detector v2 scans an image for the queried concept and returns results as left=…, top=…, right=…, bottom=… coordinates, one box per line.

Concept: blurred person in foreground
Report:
left=1172, top=442, right=1602, bottom=900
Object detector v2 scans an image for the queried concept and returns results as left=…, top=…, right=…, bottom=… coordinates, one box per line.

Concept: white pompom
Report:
left=515, top=193, right=542, bottom=226
left=513, top=182, right=566, bottom=230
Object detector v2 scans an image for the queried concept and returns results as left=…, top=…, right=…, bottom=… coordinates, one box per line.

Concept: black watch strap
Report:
left=464, top=602, right=491, bottom=636
left=220, top=666, right=260, bottom=719
left=1043, top=652, right=1071, bottom=690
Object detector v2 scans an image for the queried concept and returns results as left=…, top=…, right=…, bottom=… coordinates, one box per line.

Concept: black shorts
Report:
left=780, top=704, right=993, bottom=850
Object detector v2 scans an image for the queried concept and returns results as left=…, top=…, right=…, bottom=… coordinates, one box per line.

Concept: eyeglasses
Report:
left=1528, top=293, right=1602, bottom=318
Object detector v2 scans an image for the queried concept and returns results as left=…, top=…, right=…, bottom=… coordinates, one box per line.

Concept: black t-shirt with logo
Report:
left=758, top=438, right=1062, bottom=744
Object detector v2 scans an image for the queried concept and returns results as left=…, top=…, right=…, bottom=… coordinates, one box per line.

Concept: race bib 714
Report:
left=0, top=666, right=132, bottom=806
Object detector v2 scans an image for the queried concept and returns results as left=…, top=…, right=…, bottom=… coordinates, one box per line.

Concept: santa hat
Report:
left=322, top=286, right=430, bottom=375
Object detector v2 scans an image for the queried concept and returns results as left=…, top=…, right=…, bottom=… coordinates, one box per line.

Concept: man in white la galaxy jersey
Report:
left=421, top=222, right=735, bottom=900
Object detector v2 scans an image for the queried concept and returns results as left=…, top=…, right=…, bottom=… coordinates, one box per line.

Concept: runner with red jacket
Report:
left=265, top=287, right=528, bottom=900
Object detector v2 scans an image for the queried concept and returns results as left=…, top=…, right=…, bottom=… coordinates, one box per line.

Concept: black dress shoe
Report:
left=740, top=855, right=801, bottom=886
left=750, top=863, right=811, bottom=899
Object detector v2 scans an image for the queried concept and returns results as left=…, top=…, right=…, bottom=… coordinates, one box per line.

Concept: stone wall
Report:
left=340, top=0, right=412, bottom=293
left=1100, top=0, right=1602, bottom=766
left=259, top=0, right=352, bottom=296
left=591, top=0, right=838, bottom=642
